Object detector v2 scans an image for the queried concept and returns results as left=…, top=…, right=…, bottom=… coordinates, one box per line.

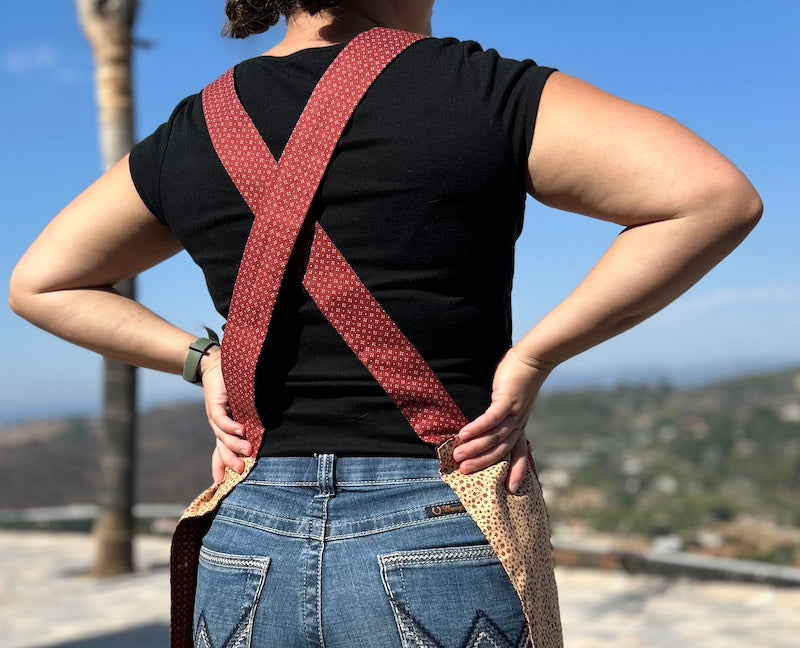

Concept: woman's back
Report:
left=8, top=4, right=761, bottom=646
left=130, top=37, right=555, bottom=457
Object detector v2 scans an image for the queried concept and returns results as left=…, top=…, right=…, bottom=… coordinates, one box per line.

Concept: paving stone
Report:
left=1, top=532, right=798, bottom=647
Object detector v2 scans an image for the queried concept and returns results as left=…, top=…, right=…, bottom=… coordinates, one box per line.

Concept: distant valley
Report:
left=1, top=366, right=798, bottom=564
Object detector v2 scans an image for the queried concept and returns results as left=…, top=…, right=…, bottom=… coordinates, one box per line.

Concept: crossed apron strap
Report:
left=203, top=27, right=466, bottom=451
left=172, top=28, right=562, bottom=648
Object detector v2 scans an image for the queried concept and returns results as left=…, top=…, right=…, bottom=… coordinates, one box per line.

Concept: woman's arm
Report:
left=520, top=71, right=762, bottom=365
left=455, top=72, right=762, bottom=491
left=10, top=157, right=190, bottom=371
left=9, top=156, right=252, bottom=481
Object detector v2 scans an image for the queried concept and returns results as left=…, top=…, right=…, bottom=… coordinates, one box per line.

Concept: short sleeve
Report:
left=129, top=95, right=193, bottom=224
left=460, top=41, right=556, bottom=173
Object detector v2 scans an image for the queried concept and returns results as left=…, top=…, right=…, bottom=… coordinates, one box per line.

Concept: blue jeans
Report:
left=194, top=454, right=529, bottom=648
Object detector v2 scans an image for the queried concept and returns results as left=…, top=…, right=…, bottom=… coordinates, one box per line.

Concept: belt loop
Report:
left=316, top=453, right=336, bottom=496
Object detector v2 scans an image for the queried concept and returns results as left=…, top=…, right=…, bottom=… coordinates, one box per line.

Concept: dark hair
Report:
left=223, top=0, right=342, bottom=39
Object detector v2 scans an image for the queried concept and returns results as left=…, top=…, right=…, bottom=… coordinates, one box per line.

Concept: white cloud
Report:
left=672, top=283, right=800, bottom=313
left=1, top=43, right=84, bottom=85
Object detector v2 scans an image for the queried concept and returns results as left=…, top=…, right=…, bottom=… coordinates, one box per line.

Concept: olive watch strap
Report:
left=181, top=328, right=220, bottom=385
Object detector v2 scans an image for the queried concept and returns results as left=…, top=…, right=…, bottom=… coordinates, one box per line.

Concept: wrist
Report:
left=198, top=345, right=221, bottom=380
left=182, top=331, right=221, bottom=385
left=506, top=345, right=559, bottom=373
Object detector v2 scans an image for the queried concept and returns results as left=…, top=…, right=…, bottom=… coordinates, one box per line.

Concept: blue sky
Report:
left=1, top=1, right=798, bottom=422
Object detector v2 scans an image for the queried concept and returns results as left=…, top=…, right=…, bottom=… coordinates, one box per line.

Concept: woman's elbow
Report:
left=687, top=164, right=763, bottom=240
left=8, top=262, right=44, bottom=321
left=665, top=165, right=763, bottom=261
left=8, top=266, right=31, bottom=318
left=715, top=168, right=763, bottom=231
left=743, top=189, right=764, bottom=228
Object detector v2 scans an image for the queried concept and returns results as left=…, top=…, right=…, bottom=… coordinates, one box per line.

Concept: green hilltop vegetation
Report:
left=1, top=366, right=798, bottom=562
left=527, top=367, right=800, bottom=563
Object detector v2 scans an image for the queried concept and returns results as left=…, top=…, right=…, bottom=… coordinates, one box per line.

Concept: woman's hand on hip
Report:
left=200, top=347, right=252, bottom=483
left=453, top=347, right=553, bottom=493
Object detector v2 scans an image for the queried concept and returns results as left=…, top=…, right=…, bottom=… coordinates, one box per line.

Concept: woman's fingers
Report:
left=204, top=379, right=244, bottom=437
left=211, top=448, right=225, bottom=484
left=199, top=352, right=249, bottom=479
left=506, top=436, right=529, bottom=494
left=203, top=367, right=251, bottom=457
left=455, top=434, right=530, bottom=494
left=453, top=416, right=513, bottom=461
left=208, top=403, right=244, bottom=437
left=211, top=419, right=251, bottom=455
left=208, top=415, right=252, bottom=456
left=457, top=397, right=512, bottom=440
left=457, top=433, right=517, bottom=473
left=216, top=438, right=246, bottom=474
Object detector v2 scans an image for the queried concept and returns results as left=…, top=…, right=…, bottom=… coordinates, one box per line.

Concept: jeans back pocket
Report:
left=194, top=546, right=271, bottom=648
left=377, top=544, right=529, bottom=648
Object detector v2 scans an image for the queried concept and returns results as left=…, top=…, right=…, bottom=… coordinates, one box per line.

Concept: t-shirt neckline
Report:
left=258, top=42, right=347, bottom=61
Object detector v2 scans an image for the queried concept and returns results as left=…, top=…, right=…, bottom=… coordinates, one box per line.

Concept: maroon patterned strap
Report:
left=203, top=27, right=466, bottom=449
left=175, top=30, right=563, bottom=648
left=303, top=224, right=467, bottom=443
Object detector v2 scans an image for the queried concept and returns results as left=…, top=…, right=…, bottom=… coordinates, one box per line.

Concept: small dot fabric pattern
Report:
left=169, top=28, right=562, bottom=648
left=305, top=223, right=467, bottom=445
left=202, top=28, right=441, bottom=453
left=439, top=438, right=564, bottom=648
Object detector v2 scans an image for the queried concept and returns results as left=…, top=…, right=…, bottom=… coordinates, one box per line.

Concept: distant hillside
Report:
left=0, top=402, right=214, bottom=508
left=1, top=367, right=798, bottom=562
left=528, top=367, right=800, bottom=564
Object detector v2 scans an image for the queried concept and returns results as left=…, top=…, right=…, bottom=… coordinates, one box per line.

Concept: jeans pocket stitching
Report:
left=377, top=544, right=524, bottom=648
left=195, top=547, right=271, bottom=648
left=377, top=555, right=421, bottom=648
left=379, top=544, right=497, bottom=566
left=199, top=545, right=272, bottom=571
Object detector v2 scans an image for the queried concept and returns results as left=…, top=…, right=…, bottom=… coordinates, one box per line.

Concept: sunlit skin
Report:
left=9, top=0, right=761, bottom=492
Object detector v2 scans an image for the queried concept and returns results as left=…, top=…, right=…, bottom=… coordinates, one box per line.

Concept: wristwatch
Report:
left=182, top=328, right=220, bottom=385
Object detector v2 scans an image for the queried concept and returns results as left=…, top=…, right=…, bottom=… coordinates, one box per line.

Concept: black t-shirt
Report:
left=129, top=37, right=555, bottom=458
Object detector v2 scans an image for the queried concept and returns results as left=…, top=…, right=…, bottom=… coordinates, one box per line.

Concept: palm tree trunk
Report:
left=75, top=0, right=139, bottom=577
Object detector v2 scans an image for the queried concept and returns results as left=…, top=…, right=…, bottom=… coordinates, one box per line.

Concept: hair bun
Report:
left=224, top=0, right=281, bottom=39
left=223, top=0, right=342, bottom=39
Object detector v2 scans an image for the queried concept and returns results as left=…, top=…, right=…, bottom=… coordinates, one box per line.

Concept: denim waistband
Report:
left=220, top=454, right=463, bottom=539
left=245, top=454, right=443, bottom=489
